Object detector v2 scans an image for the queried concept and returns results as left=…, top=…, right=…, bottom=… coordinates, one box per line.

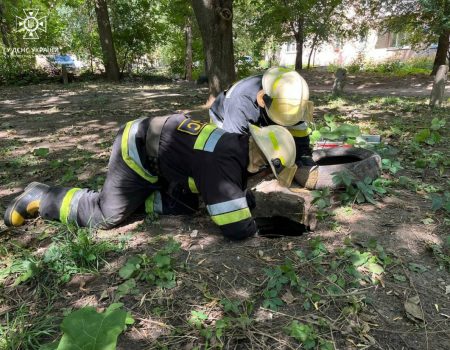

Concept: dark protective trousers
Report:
left=39, top=126, right=198, bottom=229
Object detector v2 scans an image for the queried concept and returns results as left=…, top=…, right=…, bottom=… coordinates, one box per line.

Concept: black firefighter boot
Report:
left=295, top=136, right=316, bottom=167
left=4, top=182, right=50, bottom=227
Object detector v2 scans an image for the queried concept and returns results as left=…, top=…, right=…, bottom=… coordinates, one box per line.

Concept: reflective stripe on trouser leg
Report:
left=207, top=197, right=251, bottom=226
left=145, top=191, right=163, bottom=215
left=188, top=177, right=199, bottom=194
left=59, top=188, right=85, bottom=224
left=121, top=118, right=158, bottom=183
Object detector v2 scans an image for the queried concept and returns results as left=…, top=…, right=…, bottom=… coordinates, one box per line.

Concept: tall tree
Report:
left=161, top=0, right=200, bottom=80
left=94, top=0, right=120, bottom=81
left=0, top=2, right=11, bottom=47
left=185, top=17, right=193, bottom=80
left=192, top=0, right=236, bottom=100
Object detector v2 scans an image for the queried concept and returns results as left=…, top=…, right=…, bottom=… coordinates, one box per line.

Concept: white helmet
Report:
left=249, top=124, right=297, bottom=187
left=262, top=67, right=310, bottom=126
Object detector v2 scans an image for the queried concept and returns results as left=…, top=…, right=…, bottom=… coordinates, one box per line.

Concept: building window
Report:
left=286, top=42, right=296, bottom=52
left=375, top=31, right=408, bottom=49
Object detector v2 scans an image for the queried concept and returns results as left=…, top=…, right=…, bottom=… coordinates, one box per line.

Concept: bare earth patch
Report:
left=0, top=75, right=449, bottom=349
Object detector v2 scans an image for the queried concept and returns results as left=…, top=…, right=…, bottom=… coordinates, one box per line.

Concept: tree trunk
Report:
left=192, top=0, right=236, bottom=100
left=307, top=35, right=318, bottom=69
left=431, top=30, right=450, bottom=75
left=294, top=17, right=304, bottom=71
left=94, top=0, right=120, bottom=81
left=184, top=17, right=193, bottom=81
left=0, top=3, right=11, bottom=47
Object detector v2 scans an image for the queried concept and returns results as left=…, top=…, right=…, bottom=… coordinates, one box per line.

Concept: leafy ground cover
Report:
left=0, top=73, right=449, bottom=349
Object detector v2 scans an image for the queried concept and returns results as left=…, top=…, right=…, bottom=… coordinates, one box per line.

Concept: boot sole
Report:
left=4, top=182, right=47, bottom=227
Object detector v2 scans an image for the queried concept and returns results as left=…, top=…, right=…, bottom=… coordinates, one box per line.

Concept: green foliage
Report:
left=46, top=303, right=134, bottom=350
left=0, top=304, right=59, bottom=350
left=381, top=0, right=450, bottom=57
left=428, top=237, right=450, bottom=271
left=43, top=225, right=116, bottom=283
left=332, top=171, right=387, bottom=205
left=429, top=192, right=450, bottom=213
left=0, top=225, right=116, bottom=286
left=311, top=188, right=332, bottom=209
left=118, top=238, right=181, bottom=289
left=382, top=158, right=403, bottom=175
left=398, top=175, right=442, bottom=194
left=311, top=114, right=361, bottom=145
left=33, top=147, right=50, bottom=157
left=337, top=57, right=434, bottom=76
left=414, top=118, right=446, bottom=145
left=263, top=261, right=299, bottom=310
left=285, top=321, right=333, bottom=349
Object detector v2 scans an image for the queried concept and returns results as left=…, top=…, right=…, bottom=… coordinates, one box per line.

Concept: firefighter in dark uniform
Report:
left=209, top=67, right=315, bottom=167
left=4, top=114, right=297, bottom=240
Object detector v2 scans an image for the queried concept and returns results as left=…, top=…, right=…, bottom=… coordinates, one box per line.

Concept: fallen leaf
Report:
left=281, top=290, right=295, bottom=304
left=408, top=263, right=428, bottom=273
left=393, top=274, right=407, bottom=282
left=445, top=285, right=450, bottom=295
left=404, top=295, right=424, bottom=322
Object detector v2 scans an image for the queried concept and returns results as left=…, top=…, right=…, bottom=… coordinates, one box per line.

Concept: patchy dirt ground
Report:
left=302, top=70, right=448, bottom=97
left=0, top=73, right=449, bottom=349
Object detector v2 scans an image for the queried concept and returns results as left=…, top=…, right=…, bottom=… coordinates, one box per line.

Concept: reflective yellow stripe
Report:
left=121, top=120, right=158, bottom=183
left=188, top=177, right=199, bottom=193
left=289, top=128, right=311, bottom=138
left=272, top=75, right=284, bottom=92
left=60, top=188, right=81, bottom=224
left=268, top=131, right=279, bottom=150
left=145, top=192, right=155, bottom=214
left=194, top=124, right=217, bottom=150
left=210, top=208, right=251, bottom=226
left=279, top=156, right=286, bottom=166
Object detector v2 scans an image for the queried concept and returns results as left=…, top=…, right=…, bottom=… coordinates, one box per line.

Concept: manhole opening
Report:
left=255, top=216, right=308, bottom=238
left=316, top=155, right=361, bottom=166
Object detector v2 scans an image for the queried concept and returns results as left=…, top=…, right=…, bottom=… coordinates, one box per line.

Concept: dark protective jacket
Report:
left=209, top=74, right=311, bottom=158
left=150, top=114, right=257, bottom=239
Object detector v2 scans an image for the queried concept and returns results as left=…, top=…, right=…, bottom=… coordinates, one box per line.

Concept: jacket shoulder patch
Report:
left=177, top=119, right=206, bottom=135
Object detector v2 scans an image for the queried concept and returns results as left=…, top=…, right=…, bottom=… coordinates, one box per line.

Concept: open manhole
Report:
left=255, top=216, right=309, bottom=238
left=315, top=155, right=361, bottom=166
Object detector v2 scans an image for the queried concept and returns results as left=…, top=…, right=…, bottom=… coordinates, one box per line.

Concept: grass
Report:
left=328, top=57, right=434, bottom=76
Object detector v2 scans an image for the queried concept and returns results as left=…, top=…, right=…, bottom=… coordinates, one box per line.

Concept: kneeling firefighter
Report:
left=4, top=115, right=297, bottom=240
left=209, top=67, right=315, bottom=167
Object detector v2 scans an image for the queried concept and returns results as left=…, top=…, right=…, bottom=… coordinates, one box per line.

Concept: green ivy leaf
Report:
left=309, top=130, right=322, bottom=143
left=430, top=117, right=445, bottom=130
left=54, top=305, right=132, bottom=350
left=119, top=256, right=142, bottom=279
left=115, top=278, right=138, bottom=301
left=350, top=251, right=370, bottom=267
left=285, top=321, right=317, bottom=349
left=13, top=260, right=39, bottom=286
